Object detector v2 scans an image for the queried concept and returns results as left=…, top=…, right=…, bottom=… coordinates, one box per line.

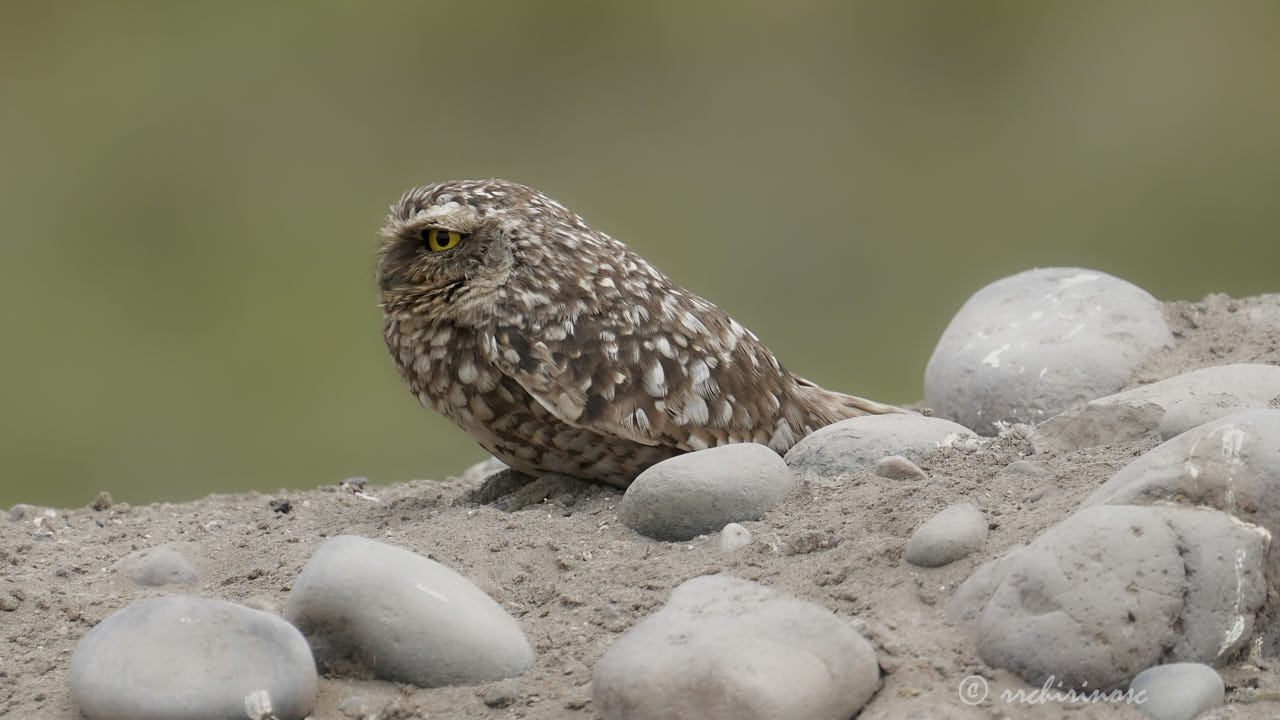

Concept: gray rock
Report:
left=873, top=455, right=928, bottom=480
left=1128, top=663, right=1224, bottom=720
left=905, top=503, right=987, bottom=567
left=1036, top=364, right=1280, bottom=451
left=1083, top=409, right=1280, bottom=537
left=115, top=544, right=198, bottom=587
left=962, top=505, right=1267, bottom=689
left=784, top=414, right=976, bottom=479
left=284, top=535, right=533, bottom=687
left=618, top=444, right=793, bottom=541
left=924, top=267, right=1172, bottom=435
left=593, top=574, right=879, bottom=720
left=70, top=596, right=316, bottom=720
left=719, top=523, right=753, bottom=552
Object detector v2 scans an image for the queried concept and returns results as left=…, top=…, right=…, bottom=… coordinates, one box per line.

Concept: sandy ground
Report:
left=3, top=293, right=1279, bottom=719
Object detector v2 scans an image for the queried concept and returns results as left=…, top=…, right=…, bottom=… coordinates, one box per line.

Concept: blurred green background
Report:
left=2, top=2, right=1277, bottom=508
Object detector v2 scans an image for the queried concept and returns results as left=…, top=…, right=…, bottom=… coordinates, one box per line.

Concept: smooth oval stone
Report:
left=1128, top=663, right=1224, bottom=720
left=785, top=414, right=976, bottom=478
left=70, top=595, right=316, bottom=720
left=925, top=267, right=1172, bottom=435
left=283, top=535, right=533, bottom=687
left=619, top=444, right=794, bottom=541
left=905, top=502, right=987, bottom=567
left=594, top=574, right=879, bottom=720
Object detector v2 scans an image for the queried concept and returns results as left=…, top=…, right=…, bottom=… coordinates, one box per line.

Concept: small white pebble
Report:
left=719, top=523, right=752, bottom=552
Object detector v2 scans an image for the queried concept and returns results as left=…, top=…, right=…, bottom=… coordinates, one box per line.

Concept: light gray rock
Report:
left=593, top=574, right=879, bottom=720
left=962, top=504, right=1267, bottom=689
left=924, top=267, right=1172, bottom=435
left=618, top=444, right=793, bottom=541
left=873, top=455, right=928, bottom=480
left=1128, top=663, right=1224, bottom=720
left=283, top=535, right=533, bottom=687
left=905, top=503, right=987, bottom=567
left=115, top=544, right=198, bottom=587
left=70, top=596, right=316, bottom=720
left=784, top=414, right=976, bottom=479
left=1083, top=409, right=1280, bottom=537
left=1036, top=364, right=1280, bottom=451
left=719, top=523, right=752, bottom=552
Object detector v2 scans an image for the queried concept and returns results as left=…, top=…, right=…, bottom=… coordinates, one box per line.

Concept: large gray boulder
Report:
left=952, top=505, right=1267, bottom=689
left=925, top=268, right=1172, bottom=435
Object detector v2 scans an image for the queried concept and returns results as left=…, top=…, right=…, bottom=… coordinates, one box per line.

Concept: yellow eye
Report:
left=424, top=228, right=463, bottom=252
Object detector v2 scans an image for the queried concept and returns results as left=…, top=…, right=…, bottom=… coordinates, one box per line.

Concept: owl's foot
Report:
left=466, top=468, right=599, bottom=512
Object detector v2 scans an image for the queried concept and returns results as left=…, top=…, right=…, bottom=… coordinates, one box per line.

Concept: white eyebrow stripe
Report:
left=418, top=201, right=464, bottom=219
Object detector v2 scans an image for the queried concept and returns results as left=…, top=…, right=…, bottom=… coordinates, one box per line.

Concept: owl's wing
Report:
left=481, top=298, right=802, bottom=452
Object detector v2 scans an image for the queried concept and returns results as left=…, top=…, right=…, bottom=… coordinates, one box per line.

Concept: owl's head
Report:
left=378, top=179, right=612, bottom=324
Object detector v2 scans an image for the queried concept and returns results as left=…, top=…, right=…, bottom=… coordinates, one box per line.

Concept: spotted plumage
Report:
left=377, top=179, right=904, bottom=487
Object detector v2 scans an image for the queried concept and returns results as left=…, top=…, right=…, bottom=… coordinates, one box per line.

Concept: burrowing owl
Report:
left=377, top=179, right=903, bottom=487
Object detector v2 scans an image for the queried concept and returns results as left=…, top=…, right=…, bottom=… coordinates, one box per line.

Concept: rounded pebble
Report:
left=70, top=595, right=317, bottom=720
left=785, top=414, right=976, bottom=479
left=283, top=535, right=533, bottom=687
left=1128, top=663, right=1224, bottom=720
left=115, top=544, right=198, bottom=587
left=873, top=455, right=927, bottom=480
left=593, top=574, right=879, bottom=720
left=924, top=267, right=1172, bottom=435
left=719, top=523, right=752, bottom=552
left=336, top=695, right=370, bottom=717
left=905, top=502, right=987, bottom=567
left=618, top=444, right=794, bottom=541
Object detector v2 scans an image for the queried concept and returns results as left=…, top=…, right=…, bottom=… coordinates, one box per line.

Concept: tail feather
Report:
left=791, top=375, right=911, bottom=426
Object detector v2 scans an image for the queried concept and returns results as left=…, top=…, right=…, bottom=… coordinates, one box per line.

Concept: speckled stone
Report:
left=954, top=505, right=1267, bottom=689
